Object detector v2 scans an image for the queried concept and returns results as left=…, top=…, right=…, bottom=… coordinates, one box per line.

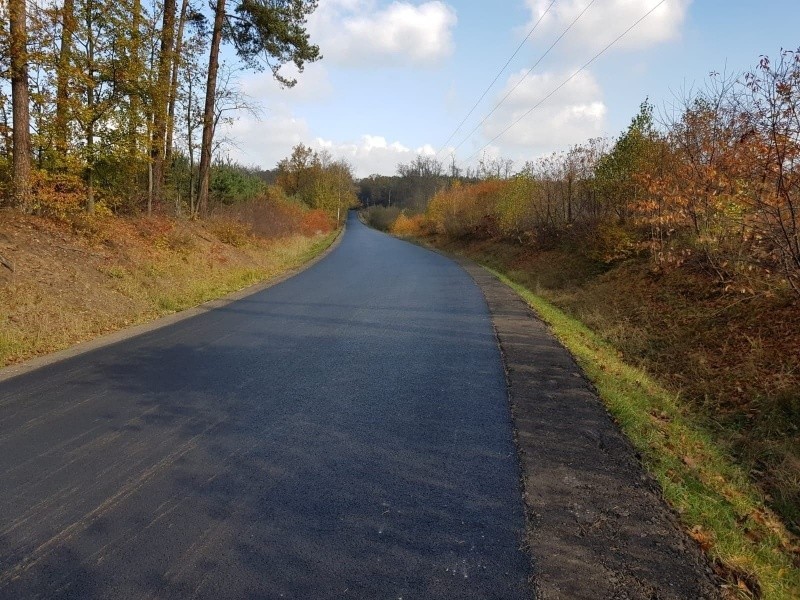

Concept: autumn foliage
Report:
left=425, top=51, right=800, bottom=298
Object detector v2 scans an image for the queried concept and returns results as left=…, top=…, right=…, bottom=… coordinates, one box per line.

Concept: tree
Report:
left=8, top=0, right=32, bottom=209
left=150, top=0, right=177, bottom=212
left=274, top=144, right=357, bottom=218
left=594, top=100, right=658, bottom=223
left=745, top=49, right=800, bottom=294
left=197, top=0, right=320, bottom=215
left=165, top=0, right=192, bottom=165
left=54, top=0, right=77, bottom=158
left=396, top=155, right=446, bottom=210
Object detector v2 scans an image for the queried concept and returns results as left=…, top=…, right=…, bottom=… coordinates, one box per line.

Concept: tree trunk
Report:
left=197, top=0, right=226, bottom=217
left=187, top=76, right=196, bottom=216
left=86, top=125, right=95, bottom=214
left=165, top=0, right=189, bottom=165
left=85, top=0, right=95, bottom=213
left=9, top=0, right=32, bottom=210
left=54, top=0, right=75, bottom=159
left=150, top=0, right=177, bottom=214
left=126, top=0, right=142, bottom=168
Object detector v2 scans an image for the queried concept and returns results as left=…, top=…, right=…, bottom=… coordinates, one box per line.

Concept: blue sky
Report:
left=222, top=1, right=800, bottom=177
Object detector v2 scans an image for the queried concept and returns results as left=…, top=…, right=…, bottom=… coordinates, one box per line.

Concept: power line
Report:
left=450, top=0, right=599, bottom=156
left=463, top=0, right=668, bottom=166
left=436, top=0, right=556, bottom=156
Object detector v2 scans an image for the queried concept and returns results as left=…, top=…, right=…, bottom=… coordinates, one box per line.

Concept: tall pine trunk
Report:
left=150, top=0, right=177, bottom=214
left=9, top=0, right=32, bottom=210
left=85, top=0, right=95, bottom=214
left=165, top=0, right=189, bottom=165
left=197, top=0, right=225, bottom=217
left=54, top=0, right=75, bottom=160
left=126, top=0, right=142, bottom=163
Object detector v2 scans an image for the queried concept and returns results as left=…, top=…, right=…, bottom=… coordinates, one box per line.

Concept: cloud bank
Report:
left=309, top=0, right=457, bottom=67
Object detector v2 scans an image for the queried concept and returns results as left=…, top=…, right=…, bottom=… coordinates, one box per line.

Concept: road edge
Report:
left=454, top=257, right=721, bottom=600
left=0, top=223, right=346, bottom=383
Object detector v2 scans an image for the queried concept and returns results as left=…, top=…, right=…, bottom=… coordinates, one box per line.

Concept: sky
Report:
left=219, top=0, right=800, bottom=178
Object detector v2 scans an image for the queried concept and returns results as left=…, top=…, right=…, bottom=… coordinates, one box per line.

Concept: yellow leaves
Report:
left=28, top=169, right=87, bottom=220
left=390, top=213, right=426, bottom=237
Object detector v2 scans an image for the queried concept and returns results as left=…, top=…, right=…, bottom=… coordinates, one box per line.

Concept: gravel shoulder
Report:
left=458, top=258, right=721, bottom=600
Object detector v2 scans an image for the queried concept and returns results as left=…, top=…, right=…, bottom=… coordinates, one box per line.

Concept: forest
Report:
left=0, top=0, right=361, bottom=222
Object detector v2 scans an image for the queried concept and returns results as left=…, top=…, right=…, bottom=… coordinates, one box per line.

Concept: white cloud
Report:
left=314, top=135, right=437, bottom=177
left=526, top=0, right=690, bottom=54
left=480, top=68, right=607, bottom=157
left=221, top=106, right=436, bottom=177
left=309, top=0, right=457, bottom=67
left=221, top=107, right=311, bottom=168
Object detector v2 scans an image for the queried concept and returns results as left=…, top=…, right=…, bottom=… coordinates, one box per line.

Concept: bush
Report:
left=390, top=213, right=426, bottom=237
left=301, top=209, right=335, bottom=236
left=427, top=180, right=504, bottom=238
left=362, top=205, right=400, bottom=231
left=30, top=171, right=87, bottom=220
left=209, top=218, right=251, bottom=247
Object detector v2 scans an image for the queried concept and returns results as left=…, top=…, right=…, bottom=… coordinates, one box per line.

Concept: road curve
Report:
left=0, top=212, right=531, bottom=599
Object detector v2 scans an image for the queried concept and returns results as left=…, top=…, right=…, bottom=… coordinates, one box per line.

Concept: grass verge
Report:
left=0, top=226, right=339, bottom=368
left=487, top=267, right=800, bottom=600
left=149, top=231, right=339, bottom=315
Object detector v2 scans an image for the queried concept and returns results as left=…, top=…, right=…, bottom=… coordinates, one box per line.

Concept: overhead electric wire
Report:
left=436, top=0, right=556, bottom=156
left=463, top=0, right=668, bottom=165
left=450, top=0, right=599, bottom=156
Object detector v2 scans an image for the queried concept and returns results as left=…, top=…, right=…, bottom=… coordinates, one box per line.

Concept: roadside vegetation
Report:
left=0, top=0, right=368, bottom=367
left=0, top=185, right=341, bottom=367
left=368, top=49, right=800, bottom=598
left=493, top=270, right=798, bottom=600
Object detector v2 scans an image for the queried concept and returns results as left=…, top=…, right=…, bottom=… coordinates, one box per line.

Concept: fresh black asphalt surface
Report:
left=0, top=212, right=531, bottom=599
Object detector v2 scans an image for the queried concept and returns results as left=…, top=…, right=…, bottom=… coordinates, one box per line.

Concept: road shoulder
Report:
left=457, top=258, right=720, bottom=600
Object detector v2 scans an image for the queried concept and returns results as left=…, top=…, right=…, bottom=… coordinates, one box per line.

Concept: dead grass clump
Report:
left=209, top=218, right=251, bottom=247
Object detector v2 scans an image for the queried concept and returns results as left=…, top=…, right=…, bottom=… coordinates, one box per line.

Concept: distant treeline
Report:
left=370, top=50, right=800, bottom=298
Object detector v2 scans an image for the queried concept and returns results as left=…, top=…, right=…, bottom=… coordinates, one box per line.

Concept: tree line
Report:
left=380, top=50, right=800, bottom=297
left=0, top=0, right=320, bottom=217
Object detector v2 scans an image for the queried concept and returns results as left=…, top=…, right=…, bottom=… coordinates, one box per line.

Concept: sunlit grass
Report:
left=0, top=230, right=338, bottom=367
left=487, top=267, right=799, bottom=600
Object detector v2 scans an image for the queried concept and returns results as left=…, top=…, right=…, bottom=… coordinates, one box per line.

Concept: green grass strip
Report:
left=486, top=267, right=799, bottom=600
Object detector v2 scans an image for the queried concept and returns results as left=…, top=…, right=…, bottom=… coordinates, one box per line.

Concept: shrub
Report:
left=391, top=213, right=426, bottom=237
left=363, top=205, right=400, bottom=231
left=301, top=209, right=335, bottom=235
left=209, top=218, right=251, bottom=247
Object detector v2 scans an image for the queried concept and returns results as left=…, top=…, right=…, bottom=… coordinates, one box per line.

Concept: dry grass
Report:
left=0, top=209, right=337, bottom=367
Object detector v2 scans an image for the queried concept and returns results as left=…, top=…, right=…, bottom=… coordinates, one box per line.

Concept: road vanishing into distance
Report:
left=0, top=213, right=531, bottom=599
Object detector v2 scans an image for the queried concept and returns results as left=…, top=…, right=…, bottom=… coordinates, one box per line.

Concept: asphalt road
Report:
left=0, top=212, right=531, bottom=599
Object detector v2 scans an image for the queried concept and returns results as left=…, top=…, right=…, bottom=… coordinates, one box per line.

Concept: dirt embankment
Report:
left=0, top=209, right=336, bottom=368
